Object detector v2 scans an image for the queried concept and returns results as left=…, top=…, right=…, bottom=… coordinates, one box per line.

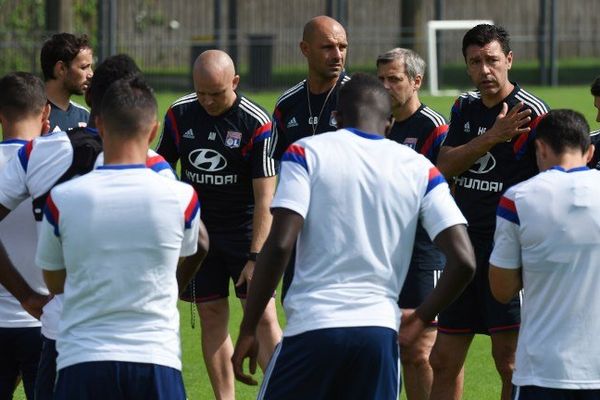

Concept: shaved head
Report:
left=303, top=15, right=346, bottom=43
left=193, top=50, right=236, bottom=82
left=192, top=50, right=239, bottom=116
left=300, top=16, right=348, bottom=90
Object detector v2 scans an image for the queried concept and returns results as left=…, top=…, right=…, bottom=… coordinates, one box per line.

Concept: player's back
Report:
left=37, top=166, right=198, bottom=371
left=278, top=128, right=459, bottom=336
left=503, top=166, right=600, bottom=385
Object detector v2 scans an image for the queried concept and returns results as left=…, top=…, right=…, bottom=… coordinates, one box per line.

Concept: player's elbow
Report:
left=435, top=147, right=457, bottom=180
left=451, top=250, right=476, bottom=286
left=42, top=269, right=65, bottom=295
left=489, top=266, right=520, bottom=304
left=490, top=283, right=514, bottom=304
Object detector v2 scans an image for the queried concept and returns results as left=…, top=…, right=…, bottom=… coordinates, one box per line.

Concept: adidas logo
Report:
left=464, top=122, right=470, bottom=133
left=287, top=117, right=299, bottom=128
left=183, top=129, right=195, bottom=139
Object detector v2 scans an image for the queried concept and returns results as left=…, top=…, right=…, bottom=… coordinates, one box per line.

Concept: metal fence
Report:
left=0, top=0, right=598, bottom=91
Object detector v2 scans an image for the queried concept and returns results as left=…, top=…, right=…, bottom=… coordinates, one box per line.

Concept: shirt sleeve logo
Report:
left=225, top=131, right=242, bottom=148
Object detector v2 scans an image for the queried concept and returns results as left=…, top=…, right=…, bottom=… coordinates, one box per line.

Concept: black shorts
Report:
left=398, top=266, right=443, bottom=310
left=0, top=327, right=41, bottom=400
left=513, top=385, right=600, bottom=400
left=180, top=232, right=251, bottom=303
left=437, top=232, right=520, bottom=335
left=398, top=225, right=445, bottom=310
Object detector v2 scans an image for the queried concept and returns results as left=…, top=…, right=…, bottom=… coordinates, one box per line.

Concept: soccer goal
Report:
left=427, top=20, right=494, bottom=96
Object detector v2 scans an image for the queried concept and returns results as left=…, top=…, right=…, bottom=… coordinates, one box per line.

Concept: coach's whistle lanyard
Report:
left=306, top=81, right=336, bottom=136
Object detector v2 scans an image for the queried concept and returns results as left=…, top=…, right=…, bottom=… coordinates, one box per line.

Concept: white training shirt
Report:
left=0, top=139, right=48, bottom=328
left=0, top=129, right=176, bottom=339
left=36, top=165, right=200, bottom=371
left=273, top=128, right=466, bottom=337
left=490, top=166, right=600, bottom=389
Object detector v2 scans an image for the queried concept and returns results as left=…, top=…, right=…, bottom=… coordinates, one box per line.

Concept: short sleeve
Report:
left=271, top=143, right=311, bottom=218
left=420, top=165, right=467, bottom=240
left=489, top=191, right=522, bottom=269
left=271, top=106, right=287, bottom=161
left=421, top=123, right=449, bottom=163
left=35, top=193, right=65, bottom=271
left=146, top=150, right=178, bottom=180
left=180, top=187, right=200, bottom=257
left=442, top=98, right=468, bottom=148
left=250, top=120, right=278, bottom=179
left=0, top=143, right=31, bottom=210
left=156, top=107, right=181, bottom=166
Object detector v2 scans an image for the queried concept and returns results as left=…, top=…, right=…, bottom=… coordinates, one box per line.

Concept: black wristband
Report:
left=248, top=252, right=259, bottom=262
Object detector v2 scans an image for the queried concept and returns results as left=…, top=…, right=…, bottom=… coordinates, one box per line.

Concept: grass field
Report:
left=11, top=84, right=596, bottom=400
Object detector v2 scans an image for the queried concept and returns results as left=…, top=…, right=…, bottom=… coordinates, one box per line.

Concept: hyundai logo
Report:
left=469, top=152, right=496, bottom=174
left=189, top=149, right=227, bottom=172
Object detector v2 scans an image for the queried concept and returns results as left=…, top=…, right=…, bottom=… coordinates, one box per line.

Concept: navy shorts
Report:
left=259, top=327, right=400, bottom=400
left=181, top=232, right=251, bottom=303
left=437, top=232, right=520, bottom=335
left=398, top=224, right=445, bottom=310
left=0, top=327, right=41, bottom=400
left=398, top=267, right=443, bottom=310
left=54, top=361, right=185, bottom=400
left=513, top=385, right=600, bottom=400
left=34, top=335, right=57, bottom=400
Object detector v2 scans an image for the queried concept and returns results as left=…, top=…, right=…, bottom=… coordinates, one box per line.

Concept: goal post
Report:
left=427, top=20, right=494, bottom=96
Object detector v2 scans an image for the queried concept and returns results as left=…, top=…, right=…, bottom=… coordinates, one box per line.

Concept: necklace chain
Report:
left=306, top=81, right=336, bottom=136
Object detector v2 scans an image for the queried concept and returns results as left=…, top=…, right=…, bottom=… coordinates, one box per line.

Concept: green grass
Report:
left=11, top=85, right=597, bottom=400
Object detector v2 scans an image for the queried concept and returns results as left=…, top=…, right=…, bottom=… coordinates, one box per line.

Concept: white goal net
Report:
left=427, top=20, right=494, bottom=96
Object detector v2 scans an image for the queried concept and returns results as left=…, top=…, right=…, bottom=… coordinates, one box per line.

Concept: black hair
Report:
left=535, top=109, right=590, bottom=154
left=337, top=72, right=391, bottom=127
left=100, top=76, right=157, bottom=137
left=462, top=24, right=511, bottom=59
left=40, top=33, right=91, bottom=81
left=88, top=54, right=141, bottom=111
left=0, top=72, right=46, bottom=120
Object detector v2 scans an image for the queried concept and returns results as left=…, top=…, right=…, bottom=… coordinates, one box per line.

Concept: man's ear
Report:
left=232, top=75, right=240, bottom=91
left=413, top=74, right=423, bottom=92
left=585, top=143, right=595, bottom=164
left=148, top=120, right=159, bottom=145
left=53, top=61, right=67, bottom=80
left=299, top=41, right=310, bottom=58
left=41, top=103, right=51, bottom=122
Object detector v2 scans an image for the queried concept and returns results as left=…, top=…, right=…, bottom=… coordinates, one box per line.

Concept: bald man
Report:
left=272, top=16, right=349, bottom=159
left=156, top=50, right=282, bottom=400
left=272, top=15, right=350, bottom=300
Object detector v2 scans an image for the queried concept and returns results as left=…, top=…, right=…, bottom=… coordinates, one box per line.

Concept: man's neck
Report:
left=45, top=81, right=71, bottom=111
left=543, top=153, right=589, bottom=172
left=102, top=139, right=148, bottom=166
left=1, top=120, right=42, bottom=141
left=307, top=73, right=339, bottom=95
left=481, top=82, right=515, bottom=108
left=393, top=96, right=421, bottom=122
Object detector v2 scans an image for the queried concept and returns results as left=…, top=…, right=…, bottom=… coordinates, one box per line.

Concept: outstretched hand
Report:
left=231, top=332, right=259, bottom=386
left=488, top=102, right=532, bottom=143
